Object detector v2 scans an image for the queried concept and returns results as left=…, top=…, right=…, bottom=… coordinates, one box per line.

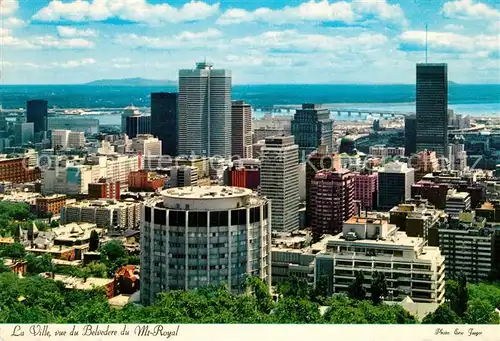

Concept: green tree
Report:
left=1, top=243, right=26, bottom=260
left=0, top=258, right=11, bottom=273
left=370, top=271, right=388, bottom=305
left=451, top=273, right=469, bottom=317
left=88, top=230, right=99, bottom=252
left=245, top=276, right=274, bottom=314
left=272, top=297, right=323, bottom=323
left=50, top=220, right=59, bottom=228
left=84, top=262, right=108, bottom=278
left=422, top=303, right=462, bottom=324
left=464, top=299, right=500, bottom=324
left=100, top=240, right=127, bottom=270
left=276, top=276, right=310, bottom=299
left=348, top=271, right=367, bottom=301
left=311, top=272, right=329, bottom=305
left=26, top=253, right=54, bottom=275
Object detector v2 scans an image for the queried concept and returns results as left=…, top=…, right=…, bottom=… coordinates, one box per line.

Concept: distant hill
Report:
left=84, top=78, right=176, bottom=86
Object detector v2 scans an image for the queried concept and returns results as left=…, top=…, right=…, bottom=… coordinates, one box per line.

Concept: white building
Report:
left=131, top=134, right=162, bottom=156
left=445, top=189, right=471, bottom=217
left=42, top=163, right=94, bottom=195
left=86, top=154, right=139, bottom=191
left=169, top=166, right=198, bottom=187
left=316, top=216, right=446, bottom=303
left=178, top=62, right=231, bottom=158
left=52, top=130, right=85, bottom=149
left=369, top=145, right=405, bottom=159
left=140, top=186, right=271, bottom=305
left=260, top=135, right=299, bottom=232
left=448, top=136, right=467, bottom=172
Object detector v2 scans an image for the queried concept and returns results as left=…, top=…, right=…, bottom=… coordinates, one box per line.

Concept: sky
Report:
left=0, top=0, right=499, bottom=84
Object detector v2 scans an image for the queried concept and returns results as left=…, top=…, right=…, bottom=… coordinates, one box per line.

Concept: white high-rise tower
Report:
left=178, top=62, right=232, bottom=158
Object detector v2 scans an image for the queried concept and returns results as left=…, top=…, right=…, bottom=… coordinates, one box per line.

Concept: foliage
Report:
left=464, top=299, right=500, bottom=324
left=370, top=271, right=388, bottom=305
left=0, top=202, right=34, bottom=237
left=468, top=282, right=500, bottom=310
left=348, top=271, right=367, bottom=301
left=100, top=240, right=127, bottom=270
left=0, top=243, right=26, bottom=260
left=422, top=303, right=462, bottom=324
left=245, top=276, right=273, bottom=314
left=54, top=262, right=109, bottom=279
left=88, top=230, right=99, bottom=252
left=450, top=274, right=469, bottom=317
left=50, top=220, right=59, bottom=228
left=276, top=276, right=310, bottom=299
left=26, top=253, right=55, bottom=275
left=272, top=297, right=323, bottom=323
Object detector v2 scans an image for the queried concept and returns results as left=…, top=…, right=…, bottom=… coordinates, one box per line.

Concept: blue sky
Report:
left=0, top=0, right=499, bottom=84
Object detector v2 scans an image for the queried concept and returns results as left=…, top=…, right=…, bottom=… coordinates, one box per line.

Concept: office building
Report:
left=88, top=178, right=121, bottom=200
left=48, top=117, right=99, bottom=135
left=260, top=136, right=299, bottom=232
left=416, top=64, right=448, bottom=157
left=411, top=150, right=440, bottom=181
left=369, top=145, right=405, bottom=159
left=14, top=122, right=34, bottom=146
left=140, top=186, right=271, bottom=305
left=428, top=212, right=500, bottom=282
left=405, top=114, right=417, bottom=156
left=310, top=169, right=354, bottom=235
left=231, top=101, right=252, bottom=159
left=225, top=159, right=260, bottom=190
left=121, top=106, right=141, bottom=133
left=291, top=104, right=334, bottom=161
left=445, top=189, right=471, bottom=217
left=378, top=162, right=415, bottom=210
left=51, top=130, right=85, bottom=149
left=131, top=134, right=162, bottom=156
left=389, top=200, right=444, bottom=239
left=316, top=216, right=445, bottom=303
left=26, top=100, right=48, bottom=133
left=305, top=145, right=340, bottom=227
left=85, top=154, right=140, bottom=191
left=128, top=170, right=167, bottom=192
left=476, top=200, right=500, bottom=223
left=0, top=155, right=40, bottom=183
left=151, top=92, right=178, bottom=156
left=126, top=115, right=151, bottom=139
left=179, top=62, right=231, bottom=158
left=61, top=199, right=141, bottom=230
left=169, top=166, right=198, bottom=187
left=448, top=136, right=467, bottom=172
left=411, top=181, right=449, bottom=209
left=353, top=170, right=378, bottom=211
left=42, top=163, right=94, bottom=195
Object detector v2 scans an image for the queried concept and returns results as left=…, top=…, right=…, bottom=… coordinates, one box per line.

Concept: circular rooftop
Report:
left=161, top=186, right=252, bottom=200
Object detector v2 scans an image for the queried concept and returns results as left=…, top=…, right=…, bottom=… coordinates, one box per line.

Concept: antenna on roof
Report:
left=425, top=23, right=428, bottom=63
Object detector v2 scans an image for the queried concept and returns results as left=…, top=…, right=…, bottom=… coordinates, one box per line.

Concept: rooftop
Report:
left=162, top=186, right=252, bottom=199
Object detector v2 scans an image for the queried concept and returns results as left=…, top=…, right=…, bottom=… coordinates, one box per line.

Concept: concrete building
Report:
left=231, top=101, right=252, bottom=159
left=128, top=170, right=167, bottom=192
left=411, top=150, right=440, bottom=181
left=35, top=194, right=67, bottom=217
left=14, top=122, right=34, bottom=146
left=389, top=200, right=445, bottom=240
left=416, top=63, right=448, bottom=157
left=178, top=62, right=231, bottom=158
left=131, top=134, right=162, bottom=156
left=405, top=114, right=417, bottom=156
left=448, top=136, right=467, bottom=172
left=353, top=171, right=378, bottom=211
left=121, top=106, right=141, bottom=133
left=225, top=159, right=260, bottom=191
left=369, top=145, right=405, bottom=159
left=260, top=136, right=299, bottom=232
left=86, top=154, right=140, bottom=191
left=445, top=189, right=471, bottom=217
left=169, top=166, right=198, bottom=187
left=42, top=163, right=94, bottom=195
left=126, top=115, right=151, bottom=139
left=310, top=169, right=354, bottom=235
left=316, top=216, right=446, bottom=303
left=151, top=92, right=178, bottom=157
left=411, top=181, right=449, bottom=209
left=61, top=199, right=141, bottom=230
left=291, top=104, right=334, bottom=161
left=48, top=117, right=99, bottom=135
left=428, top=211, right=500, bottom=282
left=140, top=186, right=271, bottom=305
left=378, top=162, right=415, bottom=210
left=52, top=130, right=85, bottom=149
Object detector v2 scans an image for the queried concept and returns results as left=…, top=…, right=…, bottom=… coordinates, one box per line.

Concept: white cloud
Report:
left=399, top=30, right=499, bottom=55
left=57, top=26, right=99, bottom=37
left=3, top=17, right=26, bottom=28
left=53, top=58, right=97, bottom=68
left=111, top=57, right=131, bottom=63
left=217, top=0, right=406, bottom=26
left=31, top=36, right=96, bottom=49
left=33, top=0, right=220, bottom=25
left=443, top=23, right=464, bottom=31
left=442, top=0, right=500, bottom=20
left=0, top=0, right=18, bottom=16
left=114, top=29, right=222, bottom=49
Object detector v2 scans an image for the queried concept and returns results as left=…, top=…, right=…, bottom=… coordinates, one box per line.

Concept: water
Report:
left=1, top=84, right=498, bottom=125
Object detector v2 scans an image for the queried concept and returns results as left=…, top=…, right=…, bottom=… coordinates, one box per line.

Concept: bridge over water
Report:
left=258, top=105, right=414, bottom=118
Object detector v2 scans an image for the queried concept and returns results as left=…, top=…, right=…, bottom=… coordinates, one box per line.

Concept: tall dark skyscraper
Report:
left=416, top=63, right=448, bottom=157
left=26, top=100, right=48, bottom=133
left=405, top=114, right=417, bottom=156
left=151, top=92, right=178, bottom=156
left=291, top=103, right=334, bottom=161
left=126, top=115, right=151, bottom=139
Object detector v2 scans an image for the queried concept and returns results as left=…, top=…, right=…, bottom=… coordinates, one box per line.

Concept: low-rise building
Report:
left=45, top=274, right=115, bottom=298
left=445, top=189, right=471, bottom=218
left=128, top=170, right=167, bottom=192
left=389, top=199, right=445, bottom=240
left=315, top=215, right=445, bottom=303
left=35, top=194, right=67, bottom=217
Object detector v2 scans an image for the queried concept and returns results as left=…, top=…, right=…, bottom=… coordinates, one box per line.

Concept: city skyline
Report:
left=0, top=0, right=499, bottom=85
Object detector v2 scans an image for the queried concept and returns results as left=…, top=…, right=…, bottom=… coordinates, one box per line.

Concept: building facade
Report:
left=353, top=171, right=378, bottom=211
left=405, top=114, right=417, bottom=156
left=260, top=136, right=299, bottom=232
left=231, top=101, right=252, bottom=159
left=126, top=115, right=151, bottom=139
left=131, top=135, right=162, bottom=156
left=416, top=64, right=448, bottom=157
left=140, top=186, right=271, bottom=305
left=151, top=92, right=178, bottom=157
left=178, top=62, right=231, bottom=158
left=378, top=162, right=415, bottom=210
left=26, top=100, right=48, bottom=133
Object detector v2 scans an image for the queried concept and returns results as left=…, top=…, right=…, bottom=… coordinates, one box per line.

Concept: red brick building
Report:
left=128, top=170, right=167, bottom=192
left=35, top=195, right=67, bottom=217
left=88, top=178, right=121, bottom=200
left=0, top=157, right=40, bottom=183
left=227, top=165, right=260, bottom=190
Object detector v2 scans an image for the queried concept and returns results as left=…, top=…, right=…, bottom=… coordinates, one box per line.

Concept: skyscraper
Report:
left=378, top=162, right=415, bottom=210
left=291, top=103, right=334, bottom=161
left=151, top=92, right=178, bottom=156
left=231, top=101, right=252, bottom=159
left=178, top=62, right=231, bottom=158
left=26, top=100, right=48, bottom=133
left=14, top=122, right=34, bottom=146
left=416, top=63, right=448, bottom=157
left=310, top=169, right=354, bottom=235
left=126, top=115, right=151, bottom=139
left=260, top=135, right=299, bottom=232
left=405, top=114, right=417, bottom=156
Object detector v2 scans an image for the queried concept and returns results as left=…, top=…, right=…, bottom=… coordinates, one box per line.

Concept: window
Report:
left=189, top=211, right=208, bottom=227
left=144, top=207, right=151, bottom=222
left=210, top=211, right=228, bottom=227
left=154, top=209, right=166, bottom=225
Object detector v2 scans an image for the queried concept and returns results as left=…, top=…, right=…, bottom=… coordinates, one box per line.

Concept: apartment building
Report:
left=445, top=189, right=471, bottom=218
